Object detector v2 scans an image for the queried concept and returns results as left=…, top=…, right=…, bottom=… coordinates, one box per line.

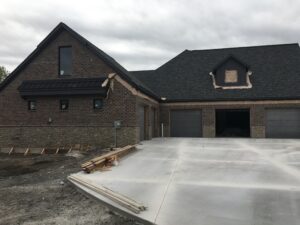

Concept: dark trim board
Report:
left=18, top=78, right=108, bottom=97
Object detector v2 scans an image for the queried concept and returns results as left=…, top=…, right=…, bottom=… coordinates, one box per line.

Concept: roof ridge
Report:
left=189, top=43, right=299, bottom=52
left=156, top=49, right=190, bottom=70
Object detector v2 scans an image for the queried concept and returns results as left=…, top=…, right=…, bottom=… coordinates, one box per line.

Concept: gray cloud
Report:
left=0, top=0, right=299, bottom=72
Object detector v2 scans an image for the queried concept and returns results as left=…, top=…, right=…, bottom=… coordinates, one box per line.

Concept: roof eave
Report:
left=161, top=97, right=300, bottom=103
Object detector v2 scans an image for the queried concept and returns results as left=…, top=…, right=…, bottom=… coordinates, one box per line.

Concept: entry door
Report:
left=138, top=106, right=145, bottom=141
left=266, top=109, right=300, bottom=138
left=170, top=110, right=202, bottom=137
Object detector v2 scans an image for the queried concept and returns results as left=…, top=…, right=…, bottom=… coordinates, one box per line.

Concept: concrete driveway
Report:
left=70, top=138, right=300, bottom=225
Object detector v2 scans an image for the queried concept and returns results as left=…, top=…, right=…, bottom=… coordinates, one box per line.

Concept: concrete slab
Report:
left=69, top=138, right=300, bottom=225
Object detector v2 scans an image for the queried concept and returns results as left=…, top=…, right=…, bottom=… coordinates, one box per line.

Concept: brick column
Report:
left=144, top=106, right=150, bottom=140
left=202, top=107, right=215, bottom=137
left=250, top=105, right=265, bottom=138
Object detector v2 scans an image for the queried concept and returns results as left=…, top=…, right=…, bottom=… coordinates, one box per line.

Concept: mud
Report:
left=0, top=152, right=144, bottom=225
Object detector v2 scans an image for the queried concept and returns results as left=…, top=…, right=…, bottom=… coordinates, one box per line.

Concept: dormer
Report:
left=209, top=55, right=252, bottom=89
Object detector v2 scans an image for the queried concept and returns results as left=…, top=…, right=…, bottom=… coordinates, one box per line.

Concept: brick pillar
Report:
left=250, top=106, right=265, bottom=138
left=144, top=106, right=150, bottom=140
left=202, top=107, right=215, bottom=137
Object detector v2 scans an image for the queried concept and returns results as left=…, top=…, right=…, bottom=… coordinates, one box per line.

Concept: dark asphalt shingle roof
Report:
left=131, top=43, right=300, bottom=102
left=1, top=22, right=299, bottom=102
left=18, top=78, right=108, bottom=97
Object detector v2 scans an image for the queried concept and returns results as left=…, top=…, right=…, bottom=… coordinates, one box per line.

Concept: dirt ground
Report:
left=0, top=150, right=144, bottom=225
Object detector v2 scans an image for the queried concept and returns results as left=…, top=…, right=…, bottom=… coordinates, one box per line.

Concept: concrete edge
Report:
left=67, top=177, right=155, bottom=225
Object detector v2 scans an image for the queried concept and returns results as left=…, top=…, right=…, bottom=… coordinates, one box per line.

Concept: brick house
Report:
left=0, top=23, right=299, bottom=148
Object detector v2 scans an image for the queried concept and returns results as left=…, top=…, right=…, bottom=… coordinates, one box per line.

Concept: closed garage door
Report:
left=170, top=110, right=202, bottom=137
left=266, top=109, right=300, bottom=138
left=138, top=106, right=145, bottom=141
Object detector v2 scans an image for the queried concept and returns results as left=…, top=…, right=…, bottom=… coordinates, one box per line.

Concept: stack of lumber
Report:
left=68, top=175, right=146, bottom=214
left=81, top=145, right=136, bottom=173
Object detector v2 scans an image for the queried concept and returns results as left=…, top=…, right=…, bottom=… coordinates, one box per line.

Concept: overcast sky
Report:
left=0, top=0, right=299, bottom=72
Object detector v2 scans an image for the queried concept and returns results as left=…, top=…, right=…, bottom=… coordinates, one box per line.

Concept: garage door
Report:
left=170, top=110, right=202, bottom=137
left=138, top=106, right=145, bottom=141
left=266, top=109, right=300, bottom=138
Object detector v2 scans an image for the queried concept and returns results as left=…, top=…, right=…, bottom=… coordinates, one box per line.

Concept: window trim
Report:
left=93, top=99, right=103, bottom=110
left=60, top=99, right=69, bottom=111
left=58, top=46, right=72, bottom=77
left=28, top=100, right=37, bottom=111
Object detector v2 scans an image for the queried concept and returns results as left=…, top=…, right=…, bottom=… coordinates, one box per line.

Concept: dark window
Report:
left=28, top=100, right=36, bottom=111
left=60, top=100, right=69, bottom=111
left=93, top=99, right=103, bottom=109
left=59, top=47, right=72, bottom=76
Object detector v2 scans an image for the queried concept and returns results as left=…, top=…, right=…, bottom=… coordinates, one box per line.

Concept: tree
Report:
left=0, top=66, right=9, bottom=82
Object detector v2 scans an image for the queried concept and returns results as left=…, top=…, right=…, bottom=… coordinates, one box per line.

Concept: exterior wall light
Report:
left=48, top=117, right=53, bottom=124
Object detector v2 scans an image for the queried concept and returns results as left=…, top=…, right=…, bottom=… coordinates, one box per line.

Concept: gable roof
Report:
left=131, top=43, right=300, bottom=102
left=0, top=22, right=159, bottom=100
left=18, top=78, right=108, bottom=97
left=212, top=55, right=249, bottom=73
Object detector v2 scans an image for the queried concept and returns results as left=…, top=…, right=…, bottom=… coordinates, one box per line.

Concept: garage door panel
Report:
left=283, top=120, right=300, bottom=127
left=268, top=110, right=299, bottom=120
left=170, top=110, right=202, bottom=137
left=266, top=109, right=300, bottom=138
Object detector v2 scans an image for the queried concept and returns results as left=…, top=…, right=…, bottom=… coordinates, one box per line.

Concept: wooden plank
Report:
left=69, top=175, right=146, bottom=213
left=82, top=159, right=106, bottom=173
left=68, top=147, right=72, bottom=153
left=69, top=177, right=140, bottom=213
left=82, top=145, right=136, bottom=167
left=8, top=147, right=14, bottom=155
left=24, top=148, right=30, bottom=156
left=81, top=145, right=137, bottom=173
left=74, top=144, right=81, bottom=150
